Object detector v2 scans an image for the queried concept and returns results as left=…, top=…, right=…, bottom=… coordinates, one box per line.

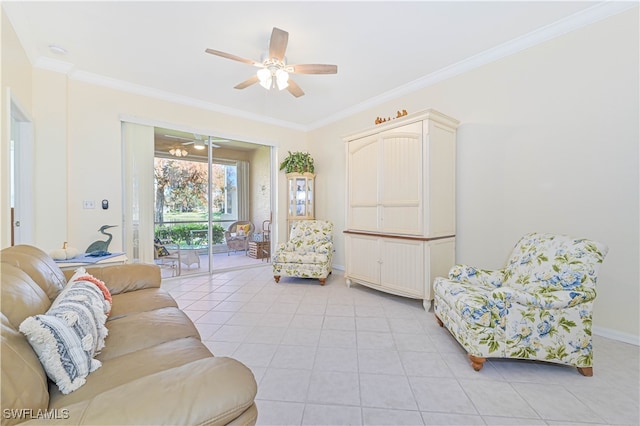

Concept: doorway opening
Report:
left=9, top=95, right=34, bottom=246
left=153, top=128, right=273, bottom=278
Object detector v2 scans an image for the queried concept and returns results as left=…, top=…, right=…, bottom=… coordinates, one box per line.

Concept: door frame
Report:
left=8, top=90, right=35, bottom=245
left=120, top=114, right=278, bottom=274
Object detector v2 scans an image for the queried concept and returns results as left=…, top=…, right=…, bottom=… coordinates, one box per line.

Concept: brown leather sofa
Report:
left=1, top=245, right=257, bottom=425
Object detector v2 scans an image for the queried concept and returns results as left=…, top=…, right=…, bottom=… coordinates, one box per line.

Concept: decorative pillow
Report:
left=73, top=273, right=112, bottom=316
left=19, top=269, right=111, bottom=394
left=154, top=238, right=170, bottom=257
left=238, top=224, right=251, bottom=235
left=20, top=303, right=102, bottom=394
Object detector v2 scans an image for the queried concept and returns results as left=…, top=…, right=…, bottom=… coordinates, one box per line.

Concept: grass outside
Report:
left=163, top=211, right=212, bottom=222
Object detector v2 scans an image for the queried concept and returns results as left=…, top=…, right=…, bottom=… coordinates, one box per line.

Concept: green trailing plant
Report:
left=279, top=151, right=315, bottom=174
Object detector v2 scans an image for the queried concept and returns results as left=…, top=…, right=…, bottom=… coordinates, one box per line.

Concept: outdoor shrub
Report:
left=154, top=223, right=225, bottom=245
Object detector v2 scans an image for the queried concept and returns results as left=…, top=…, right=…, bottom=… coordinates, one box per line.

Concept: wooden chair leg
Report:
left=274, top=276, right=280, bottom=283
left=469, top=354, right=486, bottom=372
left=319, top=278, right=326, bottom=285
left=435, top=314, right=444, bottom=327
left=577, top=366, right=593, bottom=377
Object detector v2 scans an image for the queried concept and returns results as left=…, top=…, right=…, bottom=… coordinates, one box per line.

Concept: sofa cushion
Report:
left=108, top=287, right=178, bottom=320
left=0, top=264, right=51, bottom=328
left=48, top=337, right=213, bottom=409
left=46, top=357, right=257, bottom=426
left=78, top=264, right=162, bottom=295
left=97, top=307, right=200, bottom=361
left=272, top=251, right=330, bottom=265
left=0, top=244, right=66, bottom=301
left=1, top=314, right=49, bottom=426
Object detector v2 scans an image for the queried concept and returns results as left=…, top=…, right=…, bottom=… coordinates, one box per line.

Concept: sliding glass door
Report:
left=123, top=121, right=273, bottom=277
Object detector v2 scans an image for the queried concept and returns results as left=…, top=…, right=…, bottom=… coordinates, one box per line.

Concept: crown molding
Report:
left=27, top=1, right=636, bottom=133
left=34, top=57, right=75, bottom=74
left=307, top=1, right=639, bottom=130
left=67, top=70, right=307, bottom=132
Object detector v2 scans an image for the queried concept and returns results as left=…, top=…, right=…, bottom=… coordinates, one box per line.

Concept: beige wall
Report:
left=309, top=9, right=639, bottom=341
left=62, top=80, right=307, bottom=251
left=249, top=145, right=272, bottom=234
left=1, top=9, right=33, bottom=247
left=1, top=9, right=637, bottom=342
left=0, top=52, right=308, bottom=253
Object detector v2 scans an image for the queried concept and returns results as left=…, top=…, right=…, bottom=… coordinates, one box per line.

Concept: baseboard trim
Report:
left=593, top=326, right=639, bottom=346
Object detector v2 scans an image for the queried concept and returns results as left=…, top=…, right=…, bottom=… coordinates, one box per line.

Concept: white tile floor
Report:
left=162, top=266, right=640, bottom=426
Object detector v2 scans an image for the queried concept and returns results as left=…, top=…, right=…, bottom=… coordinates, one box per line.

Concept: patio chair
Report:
left=154, top=238, right=181, bottom=277
left=225, top=221, right=255, bottom=255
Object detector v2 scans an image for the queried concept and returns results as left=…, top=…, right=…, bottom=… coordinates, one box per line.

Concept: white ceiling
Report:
left=3, top=1, right=630, bottom=130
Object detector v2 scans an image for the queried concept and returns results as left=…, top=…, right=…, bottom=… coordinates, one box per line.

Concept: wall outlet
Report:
left=83, top=200, right=95, bottom=209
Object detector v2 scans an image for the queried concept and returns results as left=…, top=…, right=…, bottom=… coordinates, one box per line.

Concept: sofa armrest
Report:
left=23, top=357, right=256, bottom=426
left=448, top=264, right=505, bottom=288
left=63, top=264, right=161, bottom=295
left=493, top=286, right=596, bottom=309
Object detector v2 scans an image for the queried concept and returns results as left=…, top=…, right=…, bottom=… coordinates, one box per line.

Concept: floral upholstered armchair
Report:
left=433, top=232, right=608, bottom=376
left=273, top=220, right=333, bottom=285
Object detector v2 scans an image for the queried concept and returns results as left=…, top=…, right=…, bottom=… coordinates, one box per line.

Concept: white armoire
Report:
left=343, top=109, right=459, bottom=310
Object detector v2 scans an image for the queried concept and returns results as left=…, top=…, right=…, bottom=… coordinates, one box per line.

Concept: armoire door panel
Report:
left=345, top=234, right=380, bottom=284
left=379, top=238, right=424, bottom=297
left=380, top=205, right=421, bottom=235
left=380, top=127, right=422, bottom=235
left=348, top=206, right=378, bottom=231
left=347, top=136, right=378, bottom=231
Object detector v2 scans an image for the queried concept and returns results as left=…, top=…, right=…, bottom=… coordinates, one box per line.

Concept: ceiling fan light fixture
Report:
left=206, top=27, right=337, bottom=97
left=193, top=142, right=206, bottom=150
left=276, top=69, right=289, bottom=90
left=169, top=148, right=188, bottom=157
left=257, top=68, right=272, bottom=89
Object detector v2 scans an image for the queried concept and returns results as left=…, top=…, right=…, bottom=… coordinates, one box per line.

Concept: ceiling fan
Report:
left=164, top=134, right=229, bottom=149
left=205, top=27, right=337, bottom=98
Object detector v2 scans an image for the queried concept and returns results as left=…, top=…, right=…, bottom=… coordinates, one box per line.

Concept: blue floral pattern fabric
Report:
left=273, top=220, right=333, bottom=282
left=434, top=232, right=608, bottom=371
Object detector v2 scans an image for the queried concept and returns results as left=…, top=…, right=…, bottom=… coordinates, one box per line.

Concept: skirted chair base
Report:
left=272, top=220, right=334, bottom=286
left=433, top=314, right=593, bottom=376
left=433, top=232, right=608, bottom=376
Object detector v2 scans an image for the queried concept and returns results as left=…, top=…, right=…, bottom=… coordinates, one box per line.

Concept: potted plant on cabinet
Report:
left=279, top=151, right=315, bottom=174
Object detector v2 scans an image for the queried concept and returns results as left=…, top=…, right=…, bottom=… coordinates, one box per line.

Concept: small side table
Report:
left=248, top=241, right=270, bottom=260
left=57, top=253, right=128, bottom=271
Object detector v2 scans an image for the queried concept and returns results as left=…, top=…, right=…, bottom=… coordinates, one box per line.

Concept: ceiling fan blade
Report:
left=205, top=48, right=259, bottom=66
left=234, top=75, right=260, bottom=90
left=269, top=27, right=289, bottom=61
left=289, top=64, right=338, bottom=74
left=286, top=78, right=305, bottom=98
left=181, top=141, right=195, bottom=146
